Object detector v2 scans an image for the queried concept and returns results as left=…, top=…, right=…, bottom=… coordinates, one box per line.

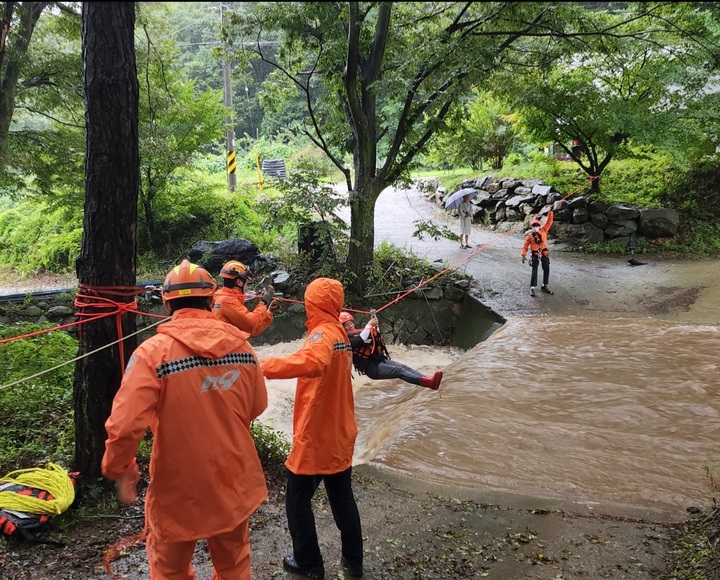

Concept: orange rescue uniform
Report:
left=521, top=210, right=554, bottom=259
left=102, top=309, right=268, bottom=546
left=261, top=278, right=355, bottom=475
left=213, top=286, right=273, bottom=336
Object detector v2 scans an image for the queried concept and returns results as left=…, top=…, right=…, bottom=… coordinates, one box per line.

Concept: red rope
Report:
left=74, top=285, right=150, bottom=376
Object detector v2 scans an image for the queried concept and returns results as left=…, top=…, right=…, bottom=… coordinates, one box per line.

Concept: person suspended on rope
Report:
left=340, top=311, right=443, bottom=391
left=521, top=207, right=554, bottom=297
left=212, top=259, right=279, bottom=336
left=101, top=259, right=268, bottom=580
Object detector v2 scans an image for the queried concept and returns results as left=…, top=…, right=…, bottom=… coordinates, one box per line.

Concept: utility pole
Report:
left=221, top=3, right=236, bottom=191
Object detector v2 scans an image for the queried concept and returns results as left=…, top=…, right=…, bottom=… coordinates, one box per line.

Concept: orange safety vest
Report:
left=347, top=327, right=389, bottom=374
left=521, top=211, right=554, bottom=258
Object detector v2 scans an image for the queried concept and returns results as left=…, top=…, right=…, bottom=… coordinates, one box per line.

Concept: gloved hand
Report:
left=521, top=256, right=526, bottom=264
left=267, top=298, right=280, bottom=313
left=261, top=285, right=275, bottom=307
left=116, top=459, right=140, bottom=505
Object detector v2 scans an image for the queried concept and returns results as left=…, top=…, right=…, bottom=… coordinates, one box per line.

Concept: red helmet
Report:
left=339, top=311, right=354, bottom=324
left=531, top=218, right=542, bottom=227
left=220, top=260, right=252, bottom=280
left=162, top=260, right=217, bottom=309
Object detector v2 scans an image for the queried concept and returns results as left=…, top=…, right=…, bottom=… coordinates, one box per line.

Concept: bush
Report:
left=0, top=323, right=77, bottom=469
left=0, top=200, right=82, bottom=274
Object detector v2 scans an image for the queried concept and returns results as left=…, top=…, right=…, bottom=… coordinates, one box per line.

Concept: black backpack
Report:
left=0, top=470, right=80, bottom=543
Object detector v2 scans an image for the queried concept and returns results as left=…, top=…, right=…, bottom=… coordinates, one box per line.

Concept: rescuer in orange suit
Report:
left=101, top=259, right=268, bottom=580
left=521, top=208, right=555, bottom=297
left=212, top=259, right=279, bottom=336
left=261, top=277, right=363, bottom=580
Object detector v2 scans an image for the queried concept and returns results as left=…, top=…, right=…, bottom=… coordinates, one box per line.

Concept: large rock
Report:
left=186, top=238, right=262, bottom=275
left=552, top=222, right=604, bottom=245
left=638, top=208, right=679, bottom=237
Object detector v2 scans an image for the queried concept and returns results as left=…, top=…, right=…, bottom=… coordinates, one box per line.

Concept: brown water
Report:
left=256, top=316, right=720, bottom=518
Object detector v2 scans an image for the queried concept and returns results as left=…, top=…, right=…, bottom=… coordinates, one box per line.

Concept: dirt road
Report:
left=373, top=184, right=720, bottom=324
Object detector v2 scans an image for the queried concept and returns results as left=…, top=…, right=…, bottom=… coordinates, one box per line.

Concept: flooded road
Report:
left=257, top=316, right=720, bottom=519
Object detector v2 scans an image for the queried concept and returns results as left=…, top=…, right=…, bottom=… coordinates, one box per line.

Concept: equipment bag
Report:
left=0, top=463, right=80, bottom=542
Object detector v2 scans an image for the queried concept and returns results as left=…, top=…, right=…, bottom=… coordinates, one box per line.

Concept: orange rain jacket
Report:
left=101, top=308, right=268, bottom=543
left=261, top=278, right=355, bottom=475
left=521, top=210, right=554, bottom=259
left=212, top=286, right=273, bottom=336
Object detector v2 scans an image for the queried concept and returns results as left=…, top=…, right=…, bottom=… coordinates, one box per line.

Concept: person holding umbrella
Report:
left=444, top=187, right=477, bottom=249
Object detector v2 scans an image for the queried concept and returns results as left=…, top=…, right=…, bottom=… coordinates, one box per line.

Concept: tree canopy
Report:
left=225, top=1, right=720, bottom=291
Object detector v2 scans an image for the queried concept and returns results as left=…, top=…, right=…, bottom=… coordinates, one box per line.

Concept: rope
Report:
left=0, top=317, right=165, bottom=392
left=75, top=285, right=151, bottom=376
left=0, top=463, right=75, bottom=515
left=103, top=518, right=148, bottom=580
left=369, top=176, right=595, bottom=316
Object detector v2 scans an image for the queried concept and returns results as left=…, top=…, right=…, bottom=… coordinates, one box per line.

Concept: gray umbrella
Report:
left=443, top=187, right=477, bottom=211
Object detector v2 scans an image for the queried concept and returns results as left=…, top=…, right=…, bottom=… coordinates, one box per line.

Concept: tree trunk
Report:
left=74, top=2, right=139, bottom=481
left=0, top=2, right=48, bottom=166
left=346, top=180, right=384, bottom=294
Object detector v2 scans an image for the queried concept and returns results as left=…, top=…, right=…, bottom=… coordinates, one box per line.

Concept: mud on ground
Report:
left=0, top=464, right=696, bottom=580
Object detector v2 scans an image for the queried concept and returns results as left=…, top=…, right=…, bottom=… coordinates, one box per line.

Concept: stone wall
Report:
left=416, top=175, right=680, bottom=249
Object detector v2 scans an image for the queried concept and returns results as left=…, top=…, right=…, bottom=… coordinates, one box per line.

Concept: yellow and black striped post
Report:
left=226, top=149, right=236, bottom=191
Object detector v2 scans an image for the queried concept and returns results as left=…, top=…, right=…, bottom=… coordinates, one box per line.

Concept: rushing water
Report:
left=255, top=316, right=720, bottom=519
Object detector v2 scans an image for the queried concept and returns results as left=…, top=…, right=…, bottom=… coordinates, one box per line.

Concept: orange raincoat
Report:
left=102, top=309, right=268, bottom=543
left=212, top=286, right=273, bottom=336
left=261, top=278, right=355, bottom=475
left=521, top=210, right=554, bottom=259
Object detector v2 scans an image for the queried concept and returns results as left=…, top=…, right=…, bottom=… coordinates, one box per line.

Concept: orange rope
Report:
left=102, top=516, right=148, bottom=579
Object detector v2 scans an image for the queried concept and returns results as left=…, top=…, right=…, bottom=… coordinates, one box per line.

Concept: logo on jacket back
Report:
left=309, top=332, right=323, bottom=343
left=201, top=370, right=240, bottom=392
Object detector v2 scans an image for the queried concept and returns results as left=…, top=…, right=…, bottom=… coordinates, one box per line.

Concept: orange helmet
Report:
left=339, top=311, right=354, bottom=324
left=162, top=260, right=217, bottom=309
left=220, top=260, right=252, bottom=280
left=531, top=218, right=542, bottom=227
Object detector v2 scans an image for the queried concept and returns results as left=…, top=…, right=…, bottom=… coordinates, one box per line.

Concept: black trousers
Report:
left=530, top=254, right=550, bottom=287
left=285, top=466, right=363, bottom=571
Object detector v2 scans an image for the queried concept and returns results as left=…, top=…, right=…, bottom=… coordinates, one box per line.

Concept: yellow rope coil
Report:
left=0, top=463, right=76, bottom=515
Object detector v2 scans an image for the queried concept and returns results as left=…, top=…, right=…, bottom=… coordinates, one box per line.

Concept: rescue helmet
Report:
left=339, top=311, right=354, bottom=324
left=220, top=260, right=252, bottom=280
left=531, top=217, right=542, bottom=227
left=162, top=260, right=217, bottom=309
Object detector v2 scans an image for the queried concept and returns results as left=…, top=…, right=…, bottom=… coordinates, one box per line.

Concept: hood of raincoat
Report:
left=304, top=277, right=344, bottom=331
left=157, top=308, right=247, bottom=357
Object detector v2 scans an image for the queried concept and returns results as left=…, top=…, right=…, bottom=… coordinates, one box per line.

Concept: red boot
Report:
left=431, top=370, right=443, bottom=390
left=420, top=371, right=443, bottom=391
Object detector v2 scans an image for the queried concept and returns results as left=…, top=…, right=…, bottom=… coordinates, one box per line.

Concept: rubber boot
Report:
left=420, top=370, right=443, bottom=391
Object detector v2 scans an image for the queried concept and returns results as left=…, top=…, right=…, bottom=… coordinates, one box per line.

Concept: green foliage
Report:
left=256, top=170, right=350, bottom=276
left=427, top=90, right=524, bottom=171
left=356, top=242, right=469, bottom=305
left=1, top=3, right=84, bottom=198
left=0, top=198, right=82, bottom=274
left=251, top=420, right=291, bottom=467
left=0, top=324, right=77, bottom=469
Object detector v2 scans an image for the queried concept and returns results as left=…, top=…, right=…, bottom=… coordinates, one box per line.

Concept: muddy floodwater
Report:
left=257, top=315, right=720, bottom=519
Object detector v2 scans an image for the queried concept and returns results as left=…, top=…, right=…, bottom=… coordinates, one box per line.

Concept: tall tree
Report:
left=227, top=2, right=693, bottom=292
left=73, top=2, right=139, bottom=480
left=0, top=2, right=50, bottom=166
left=501, top=5, right=716, bottom=193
